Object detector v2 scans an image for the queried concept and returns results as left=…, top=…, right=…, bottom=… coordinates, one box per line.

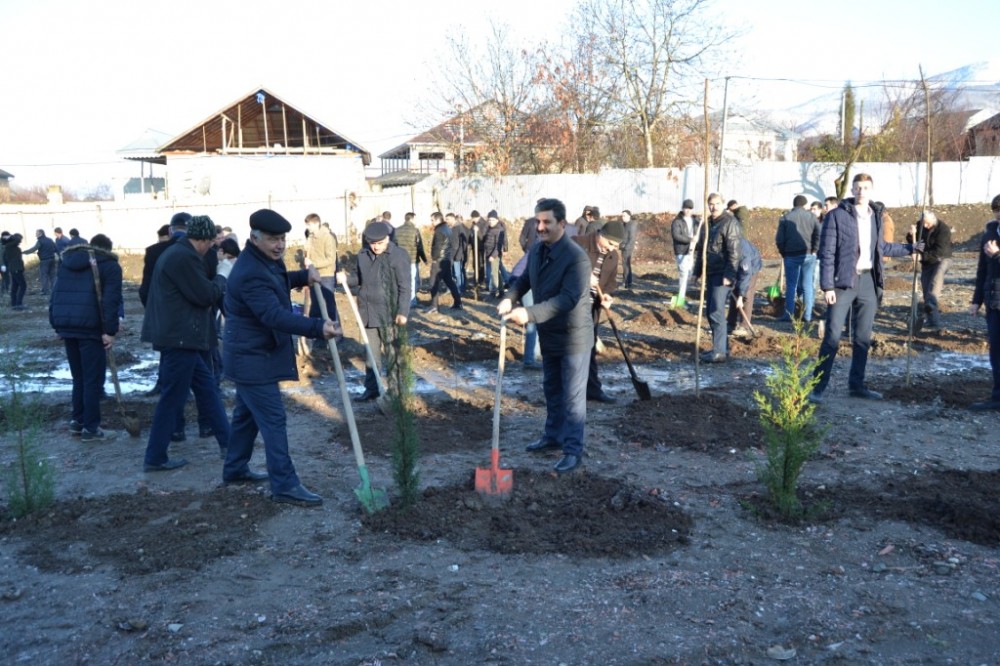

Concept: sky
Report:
left=1, top=0, right=997, bottom=190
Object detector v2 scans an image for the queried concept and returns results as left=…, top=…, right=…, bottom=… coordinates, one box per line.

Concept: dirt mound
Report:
left=363, top=469, right=692, bottom=557
left=413, top=336, right=501, bottom=364
left=621, top=393, right=764, bottom=453
left=0, top=486, right=278, bottom=575
left=350, top=398, right=495, bottom=455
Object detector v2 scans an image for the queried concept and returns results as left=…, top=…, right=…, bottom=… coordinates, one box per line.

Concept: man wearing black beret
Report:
left=337, top=219, right=411, bottom=401
left=222, top=208, right=340, bottom=506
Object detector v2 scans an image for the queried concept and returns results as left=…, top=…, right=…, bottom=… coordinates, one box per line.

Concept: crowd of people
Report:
left=6, top=179, right=1000, bottom=499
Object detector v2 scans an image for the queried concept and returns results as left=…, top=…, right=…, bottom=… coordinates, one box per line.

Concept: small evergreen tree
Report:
left=1, top=339, right=55, bottom=518
left=752, top=322, right=825, bottom=520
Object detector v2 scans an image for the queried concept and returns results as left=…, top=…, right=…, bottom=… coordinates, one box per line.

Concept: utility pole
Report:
left=716, top=76, right=730, bottom=191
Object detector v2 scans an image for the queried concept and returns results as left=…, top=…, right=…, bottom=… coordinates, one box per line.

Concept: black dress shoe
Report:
left=701, top=352, right=727, bottom=363
left=224, top=468, right=269, bottom=484
left=198, top=427, right=214, bottom=438
left=848, top=387, right=883, bottom=400
left=143, top=458, right=189, bottom=472
left=969, top=399, right=1000, bottom=411
left=271, top=484, right=323, bottom=506
left=588, top=391, right=617, bottom=404
left=525, top=437, right=561, bottom=452
left=356, top=388, right=379, bottom=402
left=554, top=454, right=581, bottom=474
left=170, top=431, right=187, bottom=442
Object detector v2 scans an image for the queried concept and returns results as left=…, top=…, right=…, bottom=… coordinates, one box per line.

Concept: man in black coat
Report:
left=499, top=198, right=593, bottom=474
left=339, top=222, right=411, bottom=401
left=695, top=193, right=742, bottom=363
left=426, top=212, right=463, bottom=313
left=141, top=216, right=230, bottom=472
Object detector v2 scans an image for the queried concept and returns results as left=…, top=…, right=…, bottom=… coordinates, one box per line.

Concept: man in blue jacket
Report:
left=499, top=198, right=593, bottom=474
left=49, top=234, right=122, bottom=440
left=223, top=209, right=339, bottom=506
left=810, top=174, right=921, bottom=403
left=22, top=229, right=57, bottom=296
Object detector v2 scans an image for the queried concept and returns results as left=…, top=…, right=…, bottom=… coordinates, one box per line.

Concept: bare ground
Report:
left=1, top=203, right=999, bottom=665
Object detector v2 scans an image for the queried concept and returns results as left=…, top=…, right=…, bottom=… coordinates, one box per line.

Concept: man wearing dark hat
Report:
left=337, top=220, right=412, bottom=401
left=142, top=215, right=231, bottom=472
left=223, top=209, right=340, bottom=505
left=499, top=198, right=593, bottom=474
left=574, top=221, right=623, bottom=404
left=671, top=200, right=699, bottom=305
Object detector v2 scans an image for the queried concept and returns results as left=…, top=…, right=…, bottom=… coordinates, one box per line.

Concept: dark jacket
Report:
left=347, top=242, right=412, bottom=327
left=139, top=232, right=218, bottom=307
left=818, top=198, right=914, bottom=292
left=573, top=232, right=619, bottom=322
left=49, top=245, right=122, bottom=339
left=734, top=238, right=763, bottom=298
left=446, top=225, right=466, bottom=262
left=392, top=221, right=426, bottom=264
left=141, top=238, right=225, bottom=351
left=972, top=220, right=1000, bottom=310
left=907, top=221, right=953, bottom=265
left=23, top=234, right=57, bottom=261
left=483, top=223, right=505, bottom=259
left=3, top=235, right=24, bottom=272
left=622, top=220, right=638, bottom=256
left=671, top=212, right=700, bottom=256
left=223, top=241, right=326, bottom=384
left=508, top=233, right=594, bottom=356
left=55, top=235, right=71, bottom=254
left=695, top=211, right=741, bottom=281
left=430, top=223, right=450, bottom=262
left=775, top=207, right=820, bottom=257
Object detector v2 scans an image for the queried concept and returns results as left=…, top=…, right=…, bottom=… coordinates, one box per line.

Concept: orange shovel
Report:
left=475, top=319, right=513, bottom=496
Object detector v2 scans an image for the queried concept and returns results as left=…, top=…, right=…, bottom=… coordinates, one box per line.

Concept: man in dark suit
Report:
left=498, top=198, right=593, bottom=474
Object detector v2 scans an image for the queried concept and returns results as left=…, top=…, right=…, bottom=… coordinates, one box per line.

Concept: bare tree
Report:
left=533, top=9, right=620, bottom=172
left=587, top=0, right=734, bottom=168
left=420, top=21, right=540, bottom=175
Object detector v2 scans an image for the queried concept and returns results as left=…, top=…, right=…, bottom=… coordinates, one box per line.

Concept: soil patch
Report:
left=363, top=469, right=692, bottom=557
left=351, top=398, right=495, bottom=456
left=0, top=486, right=278, bottom=575
left=621, top=393, right=765, bottom=453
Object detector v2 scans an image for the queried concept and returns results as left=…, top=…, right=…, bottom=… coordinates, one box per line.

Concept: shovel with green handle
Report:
left=313, top=283, right=389, bottom=514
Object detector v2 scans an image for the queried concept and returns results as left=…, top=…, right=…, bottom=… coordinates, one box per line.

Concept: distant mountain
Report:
left=762, top=61, right=1000, bottom=137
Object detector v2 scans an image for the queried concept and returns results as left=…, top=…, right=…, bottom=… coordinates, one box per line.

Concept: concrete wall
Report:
left=5, top=157, right=1000, bottom=251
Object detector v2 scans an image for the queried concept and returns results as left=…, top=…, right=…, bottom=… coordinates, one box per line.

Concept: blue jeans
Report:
left=39, top=258, right=55, bottom=295
left=542, top=351, right=589, bottom=456
left=64, top=337, right=106, bottom=431
left=706, top=274, right=732, bottom=355
left=814, top=271, right=878, bottom=394
left=452, top=260, right=465, bottom=291
left=783, top=254, right=816, bottom=321
left=225, top=382, right=301, bottom=493
left=144, top=348, right=230, bottom=466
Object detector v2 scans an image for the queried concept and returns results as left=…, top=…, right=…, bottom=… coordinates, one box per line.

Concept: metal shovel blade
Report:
left=475, top=449, right=513, bottom=496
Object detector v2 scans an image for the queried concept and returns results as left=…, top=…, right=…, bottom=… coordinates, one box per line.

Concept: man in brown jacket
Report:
left=573, top=221, right=624, bottom=404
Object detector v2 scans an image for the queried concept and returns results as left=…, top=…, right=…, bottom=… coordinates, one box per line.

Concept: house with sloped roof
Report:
left=377, top=108, right=484, bottom=186
left=124, top=86, right=370, bottom=202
